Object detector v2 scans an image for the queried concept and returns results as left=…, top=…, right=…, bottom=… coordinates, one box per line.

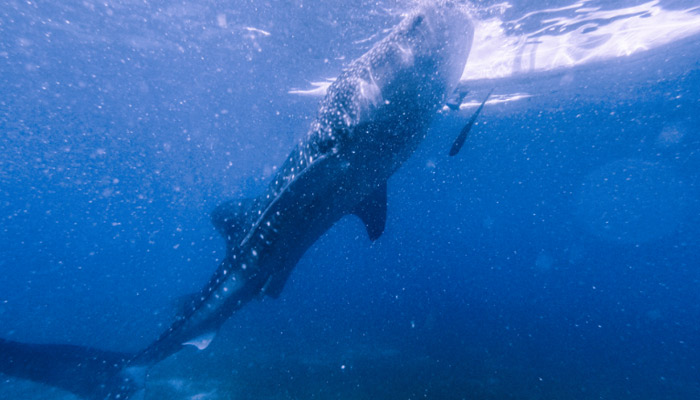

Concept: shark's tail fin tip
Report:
left=0, top=337, right=147, bottom=400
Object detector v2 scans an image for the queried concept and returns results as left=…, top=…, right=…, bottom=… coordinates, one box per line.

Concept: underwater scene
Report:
left=1, top=0, right=699, bottom=399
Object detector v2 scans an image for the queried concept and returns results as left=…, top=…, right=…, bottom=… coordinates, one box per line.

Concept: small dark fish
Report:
left=448, top=89, right=493, bottom=156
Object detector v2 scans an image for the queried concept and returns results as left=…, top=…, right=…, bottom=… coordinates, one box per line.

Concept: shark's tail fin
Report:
left=0, top=337, right=146, bottom=399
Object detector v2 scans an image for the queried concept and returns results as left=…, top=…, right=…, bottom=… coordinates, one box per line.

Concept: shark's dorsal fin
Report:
left=211, top=198, right=256, bottom=246
left=353, top=183, right=388, bottom=242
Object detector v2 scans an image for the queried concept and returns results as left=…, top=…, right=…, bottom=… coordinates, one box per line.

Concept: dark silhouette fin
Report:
left=445, top=83, right=469, bottom=111
left=0, top=338, right=144, bottom=400
left=448, top=88, right=493, bottom=156
left=210, top=198, right=257, bottom=249
left=261, top=267, right=295, bottom=298
left=353, top=183, right=388, bottom=241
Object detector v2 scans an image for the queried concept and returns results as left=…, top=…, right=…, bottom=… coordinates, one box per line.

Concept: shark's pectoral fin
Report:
left=182, top=332, right=216, bottom=351
left=211, top=198, right=257, bottom=248
left=353, top=183, right=388, bottom=242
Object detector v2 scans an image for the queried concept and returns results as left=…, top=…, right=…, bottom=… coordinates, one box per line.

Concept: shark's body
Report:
left=0, top=3, right=474, bottom=399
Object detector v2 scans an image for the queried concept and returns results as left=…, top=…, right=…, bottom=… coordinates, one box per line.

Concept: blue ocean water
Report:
left=1, top=0, right=699, bottom=399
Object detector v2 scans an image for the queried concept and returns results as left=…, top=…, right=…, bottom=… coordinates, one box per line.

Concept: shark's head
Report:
left=307, top=1, right=474, bottom=160
left=395, top=1, right=474, bottom=92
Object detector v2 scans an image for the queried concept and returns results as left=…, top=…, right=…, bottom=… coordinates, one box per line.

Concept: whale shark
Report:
left=0, top=2, right=475, bottom=399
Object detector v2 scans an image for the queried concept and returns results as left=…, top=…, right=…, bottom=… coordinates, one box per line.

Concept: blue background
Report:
left=1, top=0, right=699, bottom=398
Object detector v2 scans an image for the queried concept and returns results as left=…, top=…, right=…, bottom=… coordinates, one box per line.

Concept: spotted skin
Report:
left=133, top=1, right=474, bottom=367
left=0, top=4, right=475, bottom=400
